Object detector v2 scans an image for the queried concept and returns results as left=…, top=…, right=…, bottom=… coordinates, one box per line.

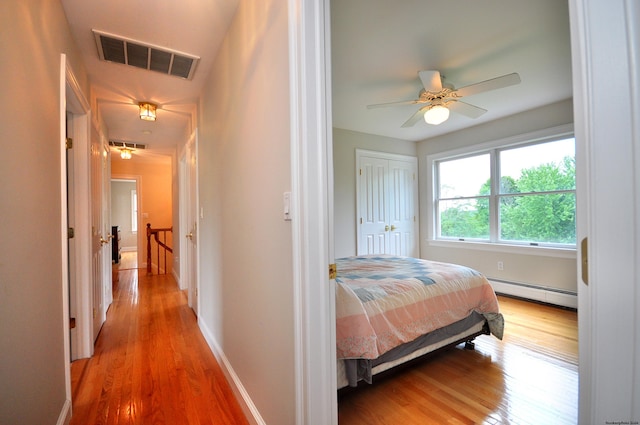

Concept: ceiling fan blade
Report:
left=418, top=70, right=443, bottom=93
left=448, top=100, right=487, bottom=119
left=401, top=105, right=430, bottom=127
left=367, top=99, right=421, bottom=109
left=454, top=72, right=521, bottom=98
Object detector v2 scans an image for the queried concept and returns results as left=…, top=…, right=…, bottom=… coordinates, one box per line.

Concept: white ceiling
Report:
left=61, top=0, right=239, bottom=157
left=331, top=0, right=573, bottom=142
left=61, top=0, right=572, bottom=156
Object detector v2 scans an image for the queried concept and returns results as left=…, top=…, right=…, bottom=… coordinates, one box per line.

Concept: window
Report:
left=434, top=136, right=575, bottom=247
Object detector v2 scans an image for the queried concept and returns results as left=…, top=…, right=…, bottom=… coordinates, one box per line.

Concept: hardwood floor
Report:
left=72, top=268, right=577, bottom=424
left=70, top=269, right=249, bottom=425
left=338, top=295, right=578, bottom=425
left=118, top=251, right=138, bottom=270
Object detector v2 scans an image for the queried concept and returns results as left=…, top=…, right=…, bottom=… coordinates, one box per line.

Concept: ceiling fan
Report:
left=367, top=70, right=521, bottom=126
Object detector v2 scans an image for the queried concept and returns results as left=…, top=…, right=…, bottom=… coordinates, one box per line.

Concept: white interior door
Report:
left=357, top=155, right=389, bottom=254
left=387, top=159, right=418, bottom=256
left=180, top=132, right=199, bottom=314
left=186, top=134, right=199, bottom=314
left=570, top=0, right=640, bottom=421
left=357, top=150, right=418, bottom=256
left=102, top=146, right=112, bottom=307
left=90, top=138, right=110, bottom=340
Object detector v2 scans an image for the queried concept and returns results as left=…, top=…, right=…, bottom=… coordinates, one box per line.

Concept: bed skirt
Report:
left=338, top=312, right=489, bottom=388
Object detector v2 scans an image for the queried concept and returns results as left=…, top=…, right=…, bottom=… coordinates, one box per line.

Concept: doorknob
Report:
left=390, top=225, right=397, bottom=231
left=384, top=225, right=390, bottom=231
left=186, top=232, right=193, bottom=240
left=100, top=236, right=109, bottom=245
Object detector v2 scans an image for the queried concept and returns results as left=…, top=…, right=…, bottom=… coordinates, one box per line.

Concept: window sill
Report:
left=427, top=239, right=577, bottom=259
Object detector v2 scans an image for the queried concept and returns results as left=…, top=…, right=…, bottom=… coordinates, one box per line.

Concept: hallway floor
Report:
left=70, top=269, right=249, bottom=425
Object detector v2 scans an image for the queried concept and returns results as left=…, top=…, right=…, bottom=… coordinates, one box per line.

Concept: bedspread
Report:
left=336, top=255, right=504, bottom=359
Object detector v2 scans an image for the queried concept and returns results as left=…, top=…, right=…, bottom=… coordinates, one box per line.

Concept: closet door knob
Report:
left=384, top=225, right=390, bottom=231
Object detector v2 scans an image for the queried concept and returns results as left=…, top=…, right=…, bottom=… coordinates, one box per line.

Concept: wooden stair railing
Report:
left=146, top=223, right=173, bottom=274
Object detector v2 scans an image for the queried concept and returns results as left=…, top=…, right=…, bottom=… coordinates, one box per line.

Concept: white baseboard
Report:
left=57, top=399, right=71, bottom=425
left=172, top=269, right=181, bottom=288
left=198, top=319, right=266, bottom=425
left=488, top=279, right=577, bottom=309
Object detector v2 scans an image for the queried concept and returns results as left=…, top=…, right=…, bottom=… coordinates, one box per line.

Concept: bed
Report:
left=335, top=255, right=504, bottom=388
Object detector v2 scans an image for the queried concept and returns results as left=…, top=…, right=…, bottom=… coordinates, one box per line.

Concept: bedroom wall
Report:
left=0, top=0, right=89, bottom=423
left=417, top=99, right=577, bottom=294
left=333, top=128, right=418, bottom=258
left=197, top=0, right=295, bottom=423
left=112, top=154, right=173, bottom=273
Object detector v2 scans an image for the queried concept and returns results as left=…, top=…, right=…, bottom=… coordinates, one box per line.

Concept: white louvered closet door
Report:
left=356, top=150, right=418, bottom=257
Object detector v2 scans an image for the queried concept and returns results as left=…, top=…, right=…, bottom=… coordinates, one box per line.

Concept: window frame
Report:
left=426, top=124, right=576, bottom=256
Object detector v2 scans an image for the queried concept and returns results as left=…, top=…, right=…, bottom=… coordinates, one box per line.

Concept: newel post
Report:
left=146, top=223, right=152, bottom=274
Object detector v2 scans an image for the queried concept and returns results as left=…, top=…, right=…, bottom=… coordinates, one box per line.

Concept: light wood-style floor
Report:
left=72, top=263, right=578, bottom=425
left=70, top=268, right=249, bottom=425
left=338, top=295, right=578, bottom=424
left=119, top=250, right=138, bottom=270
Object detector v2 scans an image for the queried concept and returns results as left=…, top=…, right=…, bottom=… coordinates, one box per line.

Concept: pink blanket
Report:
left=336, top=255, right=503, bottom=359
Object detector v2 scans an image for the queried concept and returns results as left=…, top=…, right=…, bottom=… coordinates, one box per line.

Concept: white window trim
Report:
left=426, top=123, right=575, bottom=257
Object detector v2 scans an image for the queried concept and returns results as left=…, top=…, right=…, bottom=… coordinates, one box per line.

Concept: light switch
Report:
left=283, top=192, right=292, bottom=221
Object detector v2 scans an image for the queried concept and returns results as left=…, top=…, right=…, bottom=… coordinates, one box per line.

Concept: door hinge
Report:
left=93, top=308, right=96, bottom=319
left=68, top=227, right=75, bottom=239
left=66, top=138, right=73, bottom=149
left=69, top=317, right=76, bottom=329
left=360, top=217, right=363, bottom=224
left=581, top=237, right=589, bottom=285
left=359, top=168, right=362, bottom=176
left=329, top=263, right=337, bottom=280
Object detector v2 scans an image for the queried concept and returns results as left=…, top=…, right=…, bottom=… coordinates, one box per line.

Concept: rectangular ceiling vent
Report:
left=109, top=141, right=147, bottom=150
left=93, top=30, right=199, bottom=80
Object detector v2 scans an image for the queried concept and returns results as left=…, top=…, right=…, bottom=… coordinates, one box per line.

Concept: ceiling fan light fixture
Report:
left=139, top=102, right=157, bottom=121
left=424, top=105, right=450, bottom=125
left=120, top=147, right=133, bottom=160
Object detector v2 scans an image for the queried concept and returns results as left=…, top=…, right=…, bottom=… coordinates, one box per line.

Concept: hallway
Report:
left=70, top=269, right=249, bottom=425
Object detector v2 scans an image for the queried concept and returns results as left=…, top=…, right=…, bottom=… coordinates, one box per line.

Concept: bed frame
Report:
left=337, top=312, right=490, bottom=389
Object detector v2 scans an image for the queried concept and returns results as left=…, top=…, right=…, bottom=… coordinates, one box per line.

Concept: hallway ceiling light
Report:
left=139, top=102, right=157, bottom=121
left=120, top=148, right=133, bottom=160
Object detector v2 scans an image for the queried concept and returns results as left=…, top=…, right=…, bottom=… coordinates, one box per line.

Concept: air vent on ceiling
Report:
left=109, top=141, right=147, bottom=150
left=93, top=30, right=199, bottom=80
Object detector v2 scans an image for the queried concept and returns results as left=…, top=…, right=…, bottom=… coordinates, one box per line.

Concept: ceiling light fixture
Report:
left=120, top=148, right=133, bottom=160
left=423, top=104, right=450, bottom=125
left=139, top=102, right=157, bottom=121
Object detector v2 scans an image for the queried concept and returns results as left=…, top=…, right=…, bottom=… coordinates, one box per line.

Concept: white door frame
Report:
left=60, top=54, right=92, bottom=423
left=569, top=0, right=640, bottom=422
left=111, top=175, right=143, bottom=266
left=288, top=0, right=337, bottom=424
left=62, top=55, right=93, bottom=363
left=293, top=0, right=640, bottom=423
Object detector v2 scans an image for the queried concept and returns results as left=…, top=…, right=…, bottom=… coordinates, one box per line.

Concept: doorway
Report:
left=111, top=178, right=140, bottom=271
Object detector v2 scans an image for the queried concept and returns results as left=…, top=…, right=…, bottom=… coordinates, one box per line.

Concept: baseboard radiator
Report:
left=488, top=278, right=577, bottom=309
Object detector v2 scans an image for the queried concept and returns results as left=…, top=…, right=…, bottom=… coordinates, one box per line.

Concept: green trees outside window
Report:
left=437, top=138, right=576, bottom=246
